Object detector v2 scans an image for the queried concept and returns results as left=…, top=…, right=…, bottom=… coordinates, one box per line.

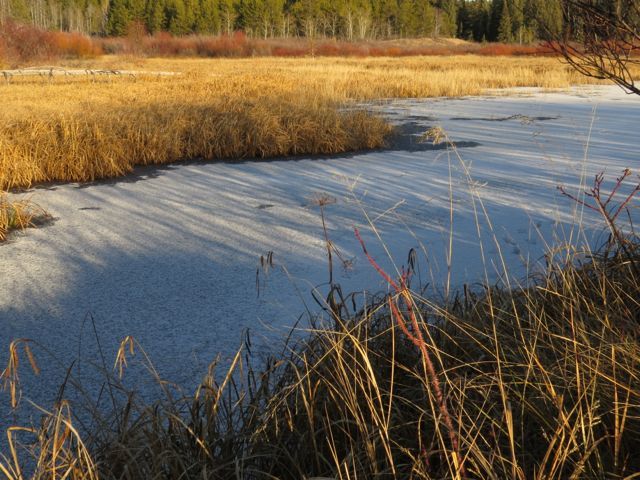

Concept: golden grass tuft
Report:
left=0, top=99, right=390, bottom=189
left=0, top=193, right=46, bottom=241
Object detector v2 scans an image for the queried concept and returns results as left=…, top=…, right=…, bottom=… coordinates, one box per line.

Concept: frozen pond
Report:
left=1, top=86, right=638, bottom=428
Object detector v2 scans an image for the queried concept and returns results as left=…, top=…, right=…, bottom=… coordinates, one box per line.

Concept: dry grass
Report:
left=0, top=193, right=46, bottom=241
left=3, top=55, right=637, bottom=190
left=0, top=96, right=390, bottom=189
left=0, top=64, right=393, bottom=190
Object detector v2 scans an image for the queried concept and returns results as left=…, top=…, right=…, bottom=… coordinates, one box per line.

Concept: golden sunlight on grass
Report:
left=0, top=193, right=47, bottom=241
left=1, top=55, right=636, bottom=190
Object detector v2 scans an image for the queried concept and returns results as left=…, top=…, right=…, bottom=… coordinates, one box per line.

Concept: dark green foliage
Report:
left=166, top=0, right=196, bottom=35
left=196, top=0, right=221, bottom=33
left=497, top=0, right=512, bottom=42
left=238, top=0, right=284, bottom=37
left=146, top=0, right=167, bottom=33
left=436, top=0, right=457, bottom=36
left=0, top=0, right=569, bottom=42
left=457, top=0, right=490, bottom=41
left=106, top=0, right=132, bottom=35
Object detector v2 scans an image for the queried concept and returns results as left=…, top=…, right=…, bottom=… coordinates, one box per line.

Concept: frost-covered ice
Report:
left=0, top=85, right=638, bottom=424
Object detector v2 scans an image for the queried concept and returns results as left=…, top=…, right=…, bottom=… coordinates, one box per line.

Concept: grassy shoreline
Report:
left=2, top=55, right=636, bottom=190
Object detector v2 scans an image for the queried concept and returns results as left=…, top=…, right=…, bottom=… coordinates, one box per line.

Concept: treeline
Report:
left=0, top=0, right=108, bottom=33
left=0, top=0, right=564, bottom=42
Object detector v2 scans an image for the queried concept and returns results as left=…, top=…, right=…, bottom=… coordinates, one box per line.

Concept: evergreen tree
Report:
left=511, top=0, right=524, bottom=43
left=195, top=0, right=220, bottom=33
left=436, top=0, right=457, bottom=36
left=183, top=0, right=197, bottom=29
left=536, top=0, right=562, bottom=38
left=373, top=0, right=398, bottom=38
left=415, top=0, right=435, bottom=37
left=128, top=0, right=145, bottom=21
left=146, top=0, right=166, bottom=33
left=456, top=0, right=468, bottom=38
left=238, top=0, right=284, bottom=37
left=397, top=0, right=417, bottom=36
left=237, top=0, right=257, bottom=33
left=469, top=0, right=490, bottom=41
left=105, top=0, right=130, bottom=35
left=497, top=0, right=512, bottom=42
left=167, top=0, right=191, bottom=34
left=2, top=0, right=572, bottom=42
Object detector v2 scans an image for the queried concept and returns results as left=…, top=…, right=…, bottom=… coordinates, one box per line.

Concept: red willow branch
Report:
left=559, top=169, right=640, bottom=279
left=354, top=228, right=465, bottom=477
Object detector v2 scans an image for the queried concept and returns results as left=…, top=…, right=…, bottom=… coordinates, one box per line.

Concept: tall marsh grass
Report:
left=0, top=97, right=390, bottom=189
left=3, top=55, right=634, bottom=190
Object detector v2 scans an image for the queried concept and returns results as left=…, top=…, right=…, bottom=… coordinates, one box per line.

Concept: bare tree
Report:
left=555, top=0, right=640, bottom=95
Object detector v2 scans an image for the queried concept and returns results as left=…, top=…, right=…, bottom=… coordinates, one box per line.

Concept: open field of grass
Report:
left=3, top=55, right=637, bottom=190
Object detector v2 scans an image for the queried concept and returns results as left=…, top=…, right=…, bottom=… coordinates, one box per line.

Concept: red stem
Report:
left=355, top=228, right=464, bottom=476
